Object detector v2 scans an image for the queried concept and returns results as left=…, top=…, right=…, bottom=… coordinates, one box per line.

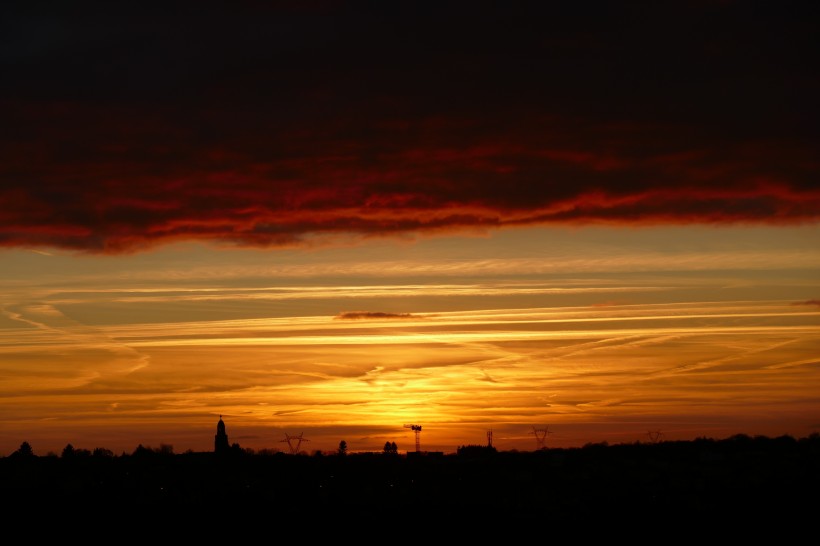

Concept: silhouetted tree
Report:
left=93, top=447, right=114, bottom=458
left=15, top=441, right=34, bottom=458
left=457, top=444, right=498, bottom=457
left=383, top=441, right=398, bottom=454
left=132, top=443, right=152, bottom=457
left=62, top=443, right=75, bottom=458
left=338, top=440, right=348, bottom=456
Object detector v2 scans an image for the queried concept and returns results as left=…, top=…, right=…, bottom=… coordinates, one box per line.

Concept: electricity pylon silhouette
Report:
left=531, top=426, right=552, bottom=450
left=280, top=432, right=310, bottom=454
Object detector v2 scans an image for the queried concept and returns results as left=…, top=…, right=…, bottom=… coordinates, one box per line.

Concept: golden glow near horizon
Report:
left=1, top=225, right=819, bottom=455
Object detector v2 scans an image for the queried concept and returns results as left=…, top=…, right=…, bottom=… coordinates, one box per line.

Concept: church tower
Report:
left=215, top=415, right=230, bottom=454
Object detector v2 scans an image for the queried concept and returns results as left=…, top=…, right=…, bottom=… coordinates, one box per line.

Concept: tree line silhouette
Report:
left=3, top=432, right=818, bottom=535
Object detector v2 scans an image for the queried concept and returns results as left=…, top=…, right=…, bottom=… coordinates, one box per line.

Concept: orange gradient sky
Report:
left=1, top=3, right=819, bottom=455
left=2, top=225, right=819, bottom=455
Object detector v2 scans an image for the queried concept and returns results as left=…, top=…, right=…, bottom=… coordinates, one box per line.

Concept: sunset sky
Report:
left=1, top=2, right=818, bottom=456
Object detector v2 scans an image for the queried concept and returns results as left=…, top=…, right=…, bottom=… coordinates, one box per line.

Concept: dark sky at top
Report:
left=2, top=1, right=818, bottom=252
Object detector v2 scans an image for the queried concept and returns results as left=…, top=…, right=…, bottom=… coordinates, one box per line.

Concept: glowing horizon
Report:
left=2, top=224, right=819, bottom=456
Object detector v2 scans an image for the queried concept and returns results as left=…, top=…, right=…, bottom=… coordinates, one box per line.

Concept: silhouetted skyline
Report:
left=3, top=431, right=817, bottom=542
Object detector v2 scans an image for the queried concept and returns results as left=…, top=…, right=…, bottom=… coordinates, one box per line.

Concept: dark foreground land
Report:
left=3, top=434, right=818, bottom=539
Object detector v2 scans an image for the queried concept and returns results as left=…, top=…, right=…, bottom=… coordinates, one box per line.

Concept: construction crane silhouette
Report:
left=404, top=424, right=422, bottom=452
left=531, top=425, right=552, bottom=450
left=280, top=432, right=310, bottom=454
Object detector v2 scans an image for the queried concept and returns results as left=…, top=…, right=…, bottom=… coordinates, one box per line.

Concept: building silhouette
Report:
left=214, top=415, right=229, bottom=454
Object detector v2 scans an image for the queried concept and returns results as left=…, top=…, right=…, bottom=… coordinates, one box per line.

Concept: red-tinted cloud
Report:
left=1, top=3, right=817, bottom=253
left=335, top=312, right=417, bottom=320
left=792, top=300, right=820, bottom=307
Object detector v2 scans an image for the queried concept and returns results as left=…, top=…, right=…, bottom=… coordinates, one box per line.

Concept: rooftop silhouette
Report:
left=3, top=425, right=818, bottom=540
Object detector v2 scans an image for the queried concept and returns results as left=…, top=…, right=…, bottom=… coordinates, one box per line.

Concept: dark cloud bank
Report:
left=2, top=2, right=818, bottom=253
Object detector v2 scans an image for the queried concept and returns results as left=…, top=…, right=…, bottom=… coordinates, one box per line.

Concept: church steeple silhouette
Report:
left=215, top=415, right=230, bottom=454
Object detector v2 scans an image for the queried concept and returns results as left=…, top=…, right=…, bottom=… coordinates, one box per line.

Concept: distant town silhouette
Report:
left=2, top=415, right=818, bottom=539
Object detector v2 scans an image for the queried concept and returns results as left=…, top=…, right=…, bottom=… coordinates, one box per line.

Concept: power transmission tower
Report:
left=280, top=432, right=310, bottom=454
left=404, top=424, right=422, bottom=452
left=647, top=430, right=664, bottom=443
left=531, top=426, right=552, bottom=450
left=487, top=429, right=493, bottom=448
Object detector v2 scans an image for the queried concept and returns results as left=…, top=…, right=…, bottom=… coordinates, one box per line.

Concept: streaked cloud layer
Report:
left=1, top=225, right=818, bottom=455
left=2, top=294, right=818, bottom=454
